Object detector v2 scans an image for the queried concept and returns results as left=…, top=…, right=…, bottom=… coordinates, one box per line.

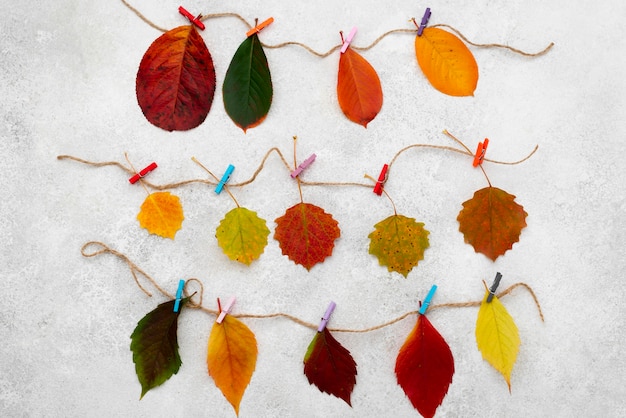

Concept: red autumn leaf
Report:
left=303, top=328, right=357, bottom=406
left=337, top=47, right=383, bottom=127
left=136, top=25, right=216, bottom=131
left=395, top=315, right=454, bottom=418
left=457, top=187, right=528, bottom=261
left=274, top=203, right=340, bottom=270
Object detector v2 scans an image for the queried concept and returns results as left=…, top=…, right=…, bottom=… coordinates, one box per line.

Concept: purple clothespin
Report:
left=419, top=285, right=437, bottom=315
left=486, top=272, right=502, bottom=303
left=173, top=279, right=185, bottom=312
left=341, top=27, right=358, bottom=53
left=318, top=301, right=337, bottom=332
left=290, top=154, right=316, bottom=178
left=417, top=7, right=431, bottom=36
left=216, top=296, right=236, bottom=323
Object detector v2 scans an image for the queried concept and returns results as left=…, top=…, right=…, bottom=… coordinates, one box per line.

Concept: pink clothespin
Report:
left=340, top=27, right=358, bottom=53
left=373, top=164, right=389, bottom=195
left=178, top=6, right=205, bottom=30
left=216, top=296, right=236, bottom=323
left=246, top=17, right=274, bottom=37
left=318, top=301, right=336, bottom=332
left=472, top=138, right=489, bottom=167
left=129, top=162, right=157, bottom=184
left=290, top=154, right=316, bottom=178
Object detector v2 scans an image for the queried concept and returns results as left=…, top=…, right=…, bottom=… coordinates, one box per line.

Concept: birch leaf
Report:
left=216, top=207, right=270, bottom=265
left=137, top=192, right=184, bottom=239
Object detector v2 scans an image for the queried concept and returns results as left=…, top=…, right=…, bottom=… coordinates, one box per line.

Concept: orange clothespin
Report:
left=246, top=17, right=274, bottom=37
left=472, top=138, right=489, bottom=167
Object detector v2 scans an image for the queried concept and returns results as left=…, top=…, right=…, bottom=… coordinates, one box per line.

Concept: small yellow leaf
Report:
left=415, top=27, right=479, bottom=96
left=475, top=291, right=520, bottom=390
left=137, top=192, right=184, bottom=239
left=207, top=315, right=258, bottom=416
left=216, top=207, right=270, bottom=265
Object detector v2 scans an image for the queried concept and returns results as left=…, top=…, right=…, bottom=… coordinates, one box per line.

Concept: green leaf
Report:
left=215, top=207, right=270, bottom=265
left=130, top=298, right=188, bottom=399
left=368, top=215, right=430, bottom=277
left=222, top=34, right=273, bottom=132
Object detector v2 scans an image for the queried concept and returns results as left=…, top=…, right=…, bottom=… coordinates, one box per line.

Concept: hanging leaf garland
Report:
left=395, top=314, right=455, bottom=418
left=207, top=314, right=258, bottom=416
left=137, top=191, right=185, bottom=239
left=337, top=47, right=383, bottom=127
left=136, top=25, right=217, bottom=131
left=215, top=207, right=270, bottom=265
left=274, top=202, right=341, bottom=270
left=303, top=327, right=358, bottom=406
left=368, top=215, right=430, bottom=277
left=415, top=27, right=479, bottom=96
left=130, top=298, right=189, bottom=399
left=457, top=187, right=528, bottom=261
left=223, top=33, right=273, bottom=132
left=475, top=290, right=521, bottom=390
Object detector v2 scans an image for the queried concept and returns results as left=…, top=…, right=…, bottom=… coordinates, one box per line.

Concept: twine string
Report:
left=82, top=241, right=544, bottom=332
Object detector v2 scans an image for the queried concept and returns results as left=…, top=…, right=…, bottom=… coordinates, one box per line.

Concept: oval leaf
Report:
left=216, top=207, right=270, bottom=265
left=303, top=328, right=357, bottom=406
left=368, top=214, right=430, bottom=277
left=207, top=315, right=258, bottom=416
left=395, top=315, right=454, bottom=418
left=136, top=25, right=217, bottom=131
left=337, top=47, right=383, bottom=127
left=223, top=34, right=273, bottom=132
left=457, top=187, right=528, bottom=260
left=274, top=202, right=341, bottom=270
left=476, top=290, right=520, bottom=390
left=130, top=298, right=188, bottom=399
left=137, top=192, right=184, bottom=239
left=415, top=27, right=478, bottom=96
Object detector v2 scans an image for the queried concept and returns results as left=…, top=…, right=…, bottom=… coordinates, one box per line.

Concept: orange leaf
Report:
left=457, top=187, right=527, bottom=260
left=136, top=25, right=217, bottom=131
left=207, top=315, right=258, bottom=416
left=137, top=192, right=184, bottom=239
left=274, top=203, right=340, bottom=270
left=414, top=27, right=478, bottom=96
left=337, top=48, right=383, bottom=127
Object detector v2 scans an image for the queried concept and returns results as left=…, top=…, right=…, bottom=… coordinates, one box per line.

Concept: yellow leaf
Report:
left=207, top=315, right=258, bottom=416
left=137, top=192, right=184, bottom=239
left=216, top=207, right=270, bottom=265
left=415, top=27, right=478, bottom=96
left=475, top=291, right=520, bottom=390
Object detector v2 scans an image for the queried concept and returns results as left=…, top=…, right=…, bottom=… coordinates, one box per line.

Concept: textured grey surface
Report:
left=1, top=0, right=625, bottom=417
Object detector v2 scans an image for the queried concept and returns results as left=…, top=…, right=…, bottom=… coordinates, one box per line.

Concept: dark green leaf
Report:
left=130, top=298, right=188, bottom=398
left=222, top=34, right=273, bottom=132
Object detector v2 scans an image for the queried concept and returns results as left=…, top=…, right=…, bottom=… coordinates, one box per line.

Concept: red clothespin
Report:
left=472, top=138, right=489, bottom=167
left=246, top=17, right=274, bottom=37
left=290, top=154, right=316, bottom=178
left=129, top=162, right=157, bottom=184
left=179, top=6, right=205, bottom=30
left=340, top=27, right=358, bottom=53
left=373, top=164, right=389, bottom=195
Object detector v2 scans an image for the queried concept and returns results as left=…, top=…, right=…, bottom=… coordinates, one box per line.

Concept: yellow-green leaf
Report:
left=137, top=192, right=184, bottom=239
left=216, top=207, right=270, bottom=265
left=368, top=215, right=430, bottom=277
left=475, top=290, right=520, bottom=390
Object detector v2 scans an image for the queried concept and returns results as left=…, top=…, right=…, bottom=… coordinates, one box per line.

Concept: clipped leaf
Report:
left=216, top=207, right=270, bottom=265
left=274, top=202, right=340, bottom=270
left=457, top=187, right=527, bottom=261
left=207, top=315, right=258, bottom=416
left=476, top=290, right=520, bottom=390
left=396, top=315, right=454, bottom=418
left=130, top=298, right=188, bottom=399
left=415, top=27, right=478, bottom=96
left=337, top=47, right=383, bottom=127
left=136, top=25, right=216, bottom=131
left=304, top=328, right=357, bottom=406
left=223, top=34, right=272, bottom=132
left=368, top=215, right=430, bottom=277
left=137, top=191, right=184, bottom=239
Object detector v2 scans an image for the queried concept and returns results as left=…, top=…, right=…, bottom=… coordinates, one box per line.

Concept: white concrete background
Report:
left=1, top=0, right=625, bottom=417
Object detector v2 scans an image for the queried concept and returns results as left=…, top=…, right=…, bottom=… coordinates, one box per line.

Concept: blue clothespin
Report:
left=417, top=7, right=431, bottom=36
left=215, top=164, right=235, bottom=194
left=173, top=279, right=185, bottom=312
left=486, top=272, right=502, bottom=303
left=419, top=284, right=437, bottom=315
